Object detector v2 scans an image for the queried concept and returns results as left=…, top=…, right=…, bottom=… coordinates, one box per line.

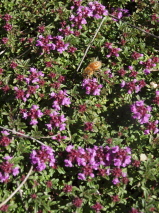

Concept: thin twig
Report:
left=108, top=14, right=159, bottom=40
left=66, top=124, right=72, bottom=141
left=0, top=50, right=5, bottom=55
left=0, top=126, right=47, bottom=147
left=0, top=166, right=33, bottom=208
left=16, top=181, right=28, bottom=212
left=15, top=47, right=31, bottom=59
left=1, top=47, right=31, bottom=67
left=14, top=134, right=59, bottom=139
left=76, top=16, right=106, bottom=72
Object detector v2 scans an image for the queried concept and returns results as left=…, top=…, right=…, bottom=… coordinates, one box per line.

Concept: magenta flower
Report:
left=121, top=79, right=146, bottom=94
left=130, top=100, right=152, bottom=124
left=131, top=51, right=143, bottom=59
left=82, top=78, right=103, bottom=95
left=64, top=145, right=131, bottom=181
left=51, top=134, right=67, bottom=142
left=45, top=111, right=67, bottom=131
left=78, top=173, right=86, bottom=180
left=0, top=136, right=11, bottom=146
left=110, top=7, right=129, bottom=21
left=88, top=1, right=108, bottom=18
left=10, top=62, right=17, bottom=69
left=3, top=14, right=12, bottom=21
left=72, top=197, right=83, bottom=207
left=30, top=145, right=56, bottom=171
left=0, top=160, right=20, bottom=182
left=3, top=23, right=12, bottom=31
left=112, top=177, right=120, bottom=184
left=59, top=26, right=74, bottom=36
left=84, top=122, right=93, bottom=131
left=50, top=90, right=71, bottom=110
left=1, top=130, right=9, bottom=136
left=30, top=119, right=38, bottom=125
left=21, top=105, right=43, bottom=126
left=105, top=42, right=122, bottom=58
left=1, top=37, right=9, bottom=44
left=66, top=145, right=74, bottom=152
left=14, top=87, right=27, bottom=102
left=36, top=35, right=69, bottom=54
left=3, top=156, right=12, bottom=160
left=64, top=159, right=73, bottom=167
left=12, top=167, right=20, bottom=176
left=67, top=46, right=77, bottom=53
left=91, top=202, right=103, bottom=212
left=144, top=120, right=159, bottom=134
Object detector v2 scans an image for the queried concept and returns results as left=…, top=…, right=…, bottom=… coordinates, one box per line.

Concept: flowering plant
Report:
left=0, top=0, right=159, bottom=212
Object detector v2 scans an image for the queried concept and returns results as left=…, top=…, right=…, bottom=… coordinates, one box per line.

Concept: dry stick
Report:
left=0, top=166, right=33, bottom=208
left=76, top=16, right=106, bottom=73
left=76, top=12, right=159, bottom=73
left=2, top=47, right=31, bottom=66
left=0, top=126, right=48, bottom=147
left=109, top=14, right=159, bottom=40
left=16, top=181, right=29, bottom=212
left=16, top=47, right=31, bottom=59
left=0, top=125, right=71, bottom=141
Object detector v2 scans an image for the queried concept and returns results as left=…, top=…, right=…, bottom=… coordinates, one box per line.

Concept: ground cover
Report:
left=0, top=0, right=159, bottom=212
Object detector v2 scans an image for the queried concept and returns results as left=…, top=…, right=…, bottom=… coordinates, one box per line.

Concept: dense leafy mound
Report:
left=0, top=0, right=159, bottom=212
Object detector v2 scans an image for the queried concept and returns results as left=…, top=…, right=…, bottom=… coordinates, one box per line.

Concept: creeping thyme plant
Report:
left=1, top=0, right=159, bottom=212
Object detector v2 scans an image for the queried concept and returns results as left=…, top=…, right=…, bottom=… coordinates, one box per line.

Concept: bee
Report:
left=82, top=60, right=102, bottom=78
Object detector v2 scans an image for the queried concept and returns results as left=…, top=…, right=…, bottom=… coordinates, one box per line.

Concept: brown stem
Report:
left=0, top=166, right=33, bottom=208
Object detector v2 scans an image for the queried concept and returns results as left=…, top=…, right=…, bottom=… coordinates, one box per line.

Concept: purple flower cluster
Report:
left=1, top=37, right=9, bottom=44
left=14, top=85, right=39, bottom=102
left=88, top=1, right=108, bottom=19
left=22, top=105, right=43, bottom=126
left=0, top=130, right=11, bottom=146
left=59, top=26, right=74, bottom=36
left=64, top=145, right=131, bottom=184
left=111, top=8, right=129, bottom=21
left=105, top=42, right=121, bottom=58
left=139, top=56, right=159, bottom=74
left=70, top=0, right=82, bottom=9
left=2, top=13, right=13, bottom=32
left=14, top=67, right=45, bottom=102
left=30, top=145, right=56, bottom=171
left=121, top=79, right=146, bottom=94
left=50, top=90, right=71, bottom=110
left=10, top=61, right=18, bottom=69
left=151, top=14, right=159, bottom=22
left=24, top=67, right=44, bottom=84
left=91, top=202, right=103, bottom=212
left=67, top=46, right=77, bottom=54
left=144, top=120, right=159, bottom=134
left=128, top=66, right=138, bottom=78
left=0, top=136, right=10, bottom=147
left=3, top=23, right=12, bottom=31
left=131, top=51, right=143, bottom=60
left=153, top=90, right=159, bottom=105
left=36, top=35, right=69, bottom=54
left=70, top=1, right=108, bottom=29
left=131, top=100, right=159, bottom=134
left=82, top=78, right=103, bottom=95
left=84, top=122, right=93, bottom=131
left=45, top=110, right=67, bottom=131
left=130, top=100, right=152, bottom=124
left=51, top=134, right=67, bottom=142
left=129, top=208, right=143, bottom=213
left=104, top=69, right=114, bottom=78
left=0, top=156, right=20, bottom=182
left=3, top=14, right=12, bottom=22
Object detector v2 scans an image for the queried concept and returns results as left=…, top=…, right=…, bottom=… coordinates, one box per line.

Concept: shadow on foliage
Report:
left=104, top=103, right=133, bottom=131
